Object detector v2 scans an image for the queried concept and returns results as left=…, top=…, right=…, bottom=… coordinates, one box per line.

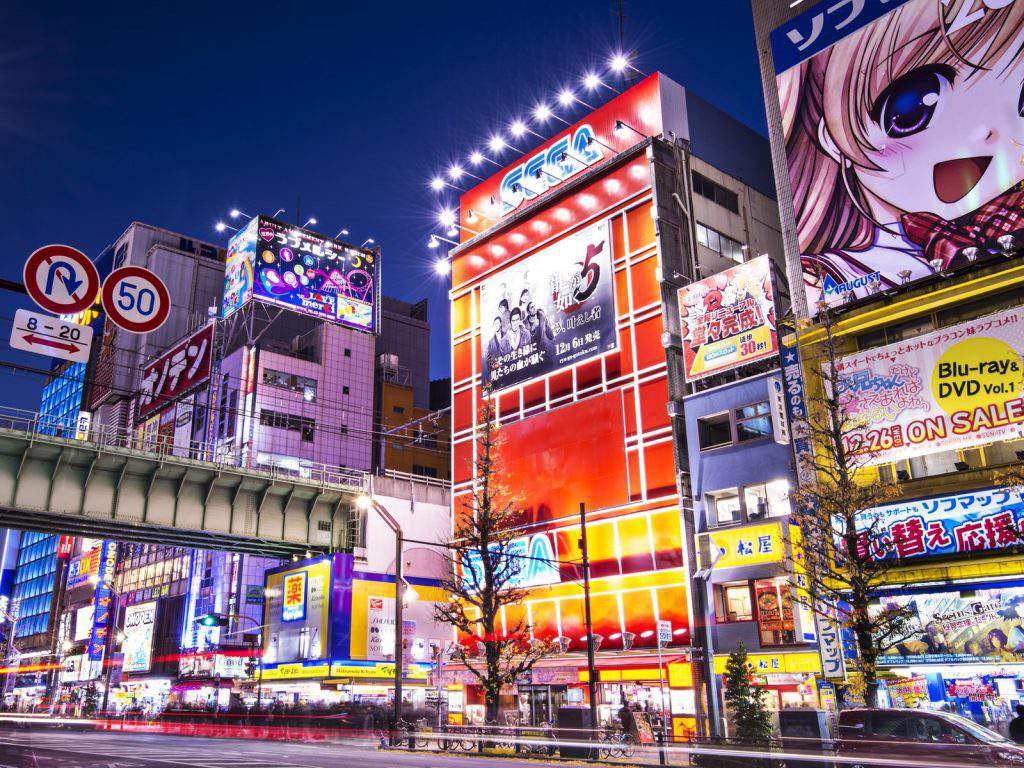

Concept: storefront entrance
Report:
left=518, top=685, right=566, bottom=725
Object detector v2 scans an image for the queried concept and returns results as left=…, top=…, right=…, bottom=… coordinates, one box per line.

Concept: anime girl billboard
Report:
left=771, top=0, right=1024, bottom=312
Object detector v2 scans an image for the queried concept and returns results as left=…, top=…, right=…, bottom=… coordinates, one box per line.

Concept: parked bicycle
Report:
left=600, top=727, right=636, bottom=759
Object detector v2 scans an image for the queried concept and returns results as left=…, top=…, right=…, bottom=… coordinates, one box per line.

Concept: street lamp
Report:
left=356, top=493, right=405, bottom=743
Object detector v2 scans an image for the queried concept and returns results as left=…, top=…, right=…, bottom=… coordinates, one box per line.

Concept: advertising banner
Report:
left=878, top=585, right=1024, bottom=665
left=67, top=546, right=102, bottom=590
left=87, top=541, right=117, bottom=662
left=73, top=605, right=94, bottom=642
left=264, top=559, right=331, bottom=664
left=462, top=531, right=560, bottom=592
left=282, top=571, right=307, bottom=622
left=834, top=306, right=1024, bottom=464
left=754, top=581, right=794, bottom=633
left=856, top=486, right=1024, bottom=560
left=136, top=324, right=213, bottom=422
left=678, top=255, right=778, bottom=380
left=771, top=0, right=1024, bottom=311
left=479, top=219, right=616, bottom=391
left=121, top=601, right=157, bottom=674
left=223, top=215, right=377, bottom=332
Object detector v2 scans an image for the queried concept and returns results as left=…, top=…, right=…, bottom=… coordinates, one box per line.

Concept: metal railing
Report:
left=0, top=406, right=369, bottom=492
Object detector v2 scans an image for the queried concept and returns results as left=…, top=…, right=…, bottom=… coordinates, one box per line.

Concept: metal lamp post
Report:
left=196, top=612, right=265, bottom=709
left=357, top=493, right=404, bottom=743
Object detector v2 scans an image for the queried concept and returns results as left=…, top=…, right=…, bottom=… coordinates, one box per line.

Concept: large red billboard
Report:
left=457, top=73, right=687, bottom=240
left=137, top=324, right=214, bottom=421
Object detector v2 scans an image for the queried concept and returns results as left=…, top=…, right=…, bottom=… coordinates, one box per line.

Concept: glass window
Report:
left=717, top=582, right=753, bottom=622
left=705, top=229, right=720, bottom=253
left=710, top=489, right=742, bottom=525
left=744, top=485, right=769, bottom=520
left=697, top=413, right=732, bottom=450
left=753, top=579, right=797, bottom=646
left=871, top=713, right=906, bottom=738
left=696, top=223, right=709, bottom=248
left=736, top=402, right=771, bottom=442
left=765, top=479, right=791, bottom=517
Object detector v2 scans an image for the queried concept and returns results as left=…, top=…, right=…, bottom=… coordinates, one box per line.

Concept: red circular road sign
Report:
left=101, top=266, right=171, bottom=333
left=23, top=244, right=101, bottom=315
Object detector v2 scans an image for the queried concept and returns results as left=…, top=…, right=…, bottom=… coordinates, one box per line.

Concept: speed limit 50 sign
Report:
left=101, top=266, right=170, bottom=333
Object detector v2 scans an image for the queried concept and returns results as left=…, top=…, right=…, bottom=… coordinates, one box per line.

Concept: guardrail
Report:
left=0, top=405, right=369, bottom=492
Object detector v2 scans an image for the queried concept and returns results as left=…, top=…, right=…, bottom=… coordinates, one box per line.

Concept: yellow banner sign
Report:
left=706, top=522, right=784, bottom=569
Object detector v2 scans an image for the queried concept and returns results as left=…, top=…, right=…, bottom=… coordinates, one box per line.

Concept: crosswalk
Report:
left=0, top=731, right=323, bottom=768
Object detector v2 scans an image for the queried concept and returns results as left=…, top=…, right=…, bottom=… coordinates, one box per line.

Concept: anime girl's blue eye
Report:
left=873, top=65, right=955, bottom=140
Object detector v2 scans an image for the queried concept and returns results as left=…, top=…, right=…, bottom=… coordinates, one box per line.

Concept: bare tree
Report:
left=433, top=393, right=552, bottom=724
left=787, top=304, right=918, bottom=707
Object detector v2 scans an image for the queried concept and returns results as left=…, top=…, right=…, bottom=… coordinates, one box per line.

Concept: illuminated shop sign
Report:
left=771, top=0, right=1024, bottom=312
left=834, top=305, right=1024, bottom=465
left=706, top=522, right=785, bottom=570
left=223, top=216, right=377, bottom=332
left=137, top=324, right=213, bottom=421
left=87, top=541, right=117, bottom=662
left=479, top=219, right=616, bottom=391
left=499, top=125, right=602, bottom=215
left=878, top=584, right=1024, bottom=665
left=678, top=255, right=778, bottom=381
left=282, top=571, right=307, bottom=622
left=856, top=487, right=1024, bottom=560
left=121, top=601, right=157, bottom=674
left=462, top=532, right=560, bottom=591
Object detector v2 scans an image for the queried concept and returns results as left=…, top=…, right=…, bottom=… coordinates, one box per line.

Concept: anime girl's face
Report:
left=852, top=43, right=1024, bottom=222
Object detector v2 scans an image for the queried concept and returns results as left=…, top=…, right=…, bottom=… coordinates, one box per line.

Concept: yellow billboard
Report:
left=706, top=522, right=785, bottom=569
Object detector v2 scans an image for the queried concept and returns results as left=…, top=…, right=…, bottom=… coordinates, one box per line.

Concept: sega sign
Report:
left=499, top=125, right=602, bottom=215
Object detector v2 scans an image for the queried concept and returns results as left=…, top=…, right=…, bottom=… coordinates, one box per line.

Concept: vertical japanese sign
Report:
left=479, top=219, right=616, bottom=391
left=771, top=0, right=1024, bottom=311
left=677, top=255, right=778, bottom=380
left=88, top=541, right=117, bottom=662
left=136, top=324, right=213, bottom=422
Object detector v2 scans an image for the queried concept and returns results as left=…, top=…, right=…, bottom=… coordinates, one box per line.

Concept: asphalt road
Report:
left=0, top=728, right=611, bottom=768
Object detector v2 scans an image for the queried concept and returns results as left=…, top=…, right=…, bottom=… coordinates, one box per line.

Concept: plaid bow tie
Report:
left=901, top=186, right=1024, bottom=270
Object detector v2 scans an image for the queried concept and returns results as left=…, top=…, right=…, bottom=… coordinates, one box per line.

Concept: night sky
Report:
left=0, top=0, right=768, bottom=411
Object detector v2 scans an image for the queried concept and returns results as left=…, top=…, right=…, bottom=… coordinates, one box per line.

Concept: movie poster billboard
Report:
left=879, top=585, right=1024, bottom=665
left=678, top=255, right=778, bottom=380
left=222, top=215, right=377, bottom=332
left=480, top=219, right=616, bottom=390
left=121, top=601, right=157, bottom=674
left=771, top=0, right=1024, bottom=312
left=856, top=486, right=1024, bottom=561
left=834, top=305, right=1024, bottom=465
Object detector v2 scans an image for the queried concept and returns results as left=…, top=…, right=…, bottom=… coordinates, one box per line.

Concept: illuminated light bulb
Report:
left=215, top=222, right=226, bottom=233
left=558, top=90, right=574, bottom=107
left=510, top=120, right=527, bottom=138
left=490, top=244, right=506, bottom=257
left=610, top=53, right=629, bottom=73
left=434, top=259, right=451, bottom=276
left=510, top=233, right=526, bottom=245
left=639, top=106, right=657, bottom=126
left=488, top=135, right=506, bottom=153
left=534, top=104, right=552, bottom=122
left=427, top=237, right=439, bottom=249
left=630, top=163, right=648, bottom=179
left=583, top=73, right=601, bottom=90
left=579, top=194, right=597, bottom=209
left=605, top=179, right=622, bottom=194
left=430, top=177, right=445, bottom=191
left=229, top=209, right=241, bottom=218
left=448, top=165, right=464, bottom=180
left=438, top=209, right=457, bottom=228
left=532, top=220, right=550, bottom=234
left=554, top=208, right=571, bottom=222
left=469, top=151, right=485, bottom=165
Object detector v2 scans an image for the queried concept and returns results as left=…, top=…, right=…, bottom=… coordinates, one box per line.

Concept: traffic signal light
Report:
left=196, top=613, right=229, bottom=627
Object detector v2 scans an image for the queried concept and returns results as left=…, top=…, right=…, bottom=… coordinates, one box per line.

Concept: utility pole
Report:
left=393, top=531, right=404, bottom=741
left=579, top=503, right=598, bottom=733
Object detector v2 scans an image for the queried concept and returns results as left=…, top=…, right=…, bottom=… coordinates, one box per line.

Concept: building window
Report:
left=736, top=402, right=771, bottom=442
left=698, top=402, right=773, bottom=450
left=697, top=412, right=732, bottom=450
left=709, top=489, right=742, bottom=525
left=259, top=409, right=315, bottom=442
left=317, top=520, right=331, bottom=532
left=753, top=579, right=798, bottom=646
left=343, top=386, right=350, bottom=395
left=707, top=479, right=790, bottom=527
left=695, top=222, right=745, bottom=263
left=692, top=171, right=740, bottom=214
left=393, top=405, right=405, bottom=414
left=716, top=582, right=753, bottom=622
left=412, top=464, right=439, bottom=478
left=262, top=369, right=318, bottom=402
left=344, top=348, right=351, bottom=358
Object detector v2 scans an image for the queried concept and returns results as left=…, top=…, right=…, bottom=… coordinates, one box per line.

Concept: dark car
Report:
left=836, top=708, right=1024, bottom=766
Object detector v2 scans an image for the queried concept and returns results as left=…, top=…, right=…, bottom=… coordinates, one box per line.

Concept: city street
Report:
left=0, top=728, right=583, bottom=768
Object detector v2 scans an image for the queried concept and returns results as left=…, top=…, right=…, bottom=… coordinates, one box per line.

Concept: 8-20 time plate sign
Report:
left=480, top=219, right=616, bottom=391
